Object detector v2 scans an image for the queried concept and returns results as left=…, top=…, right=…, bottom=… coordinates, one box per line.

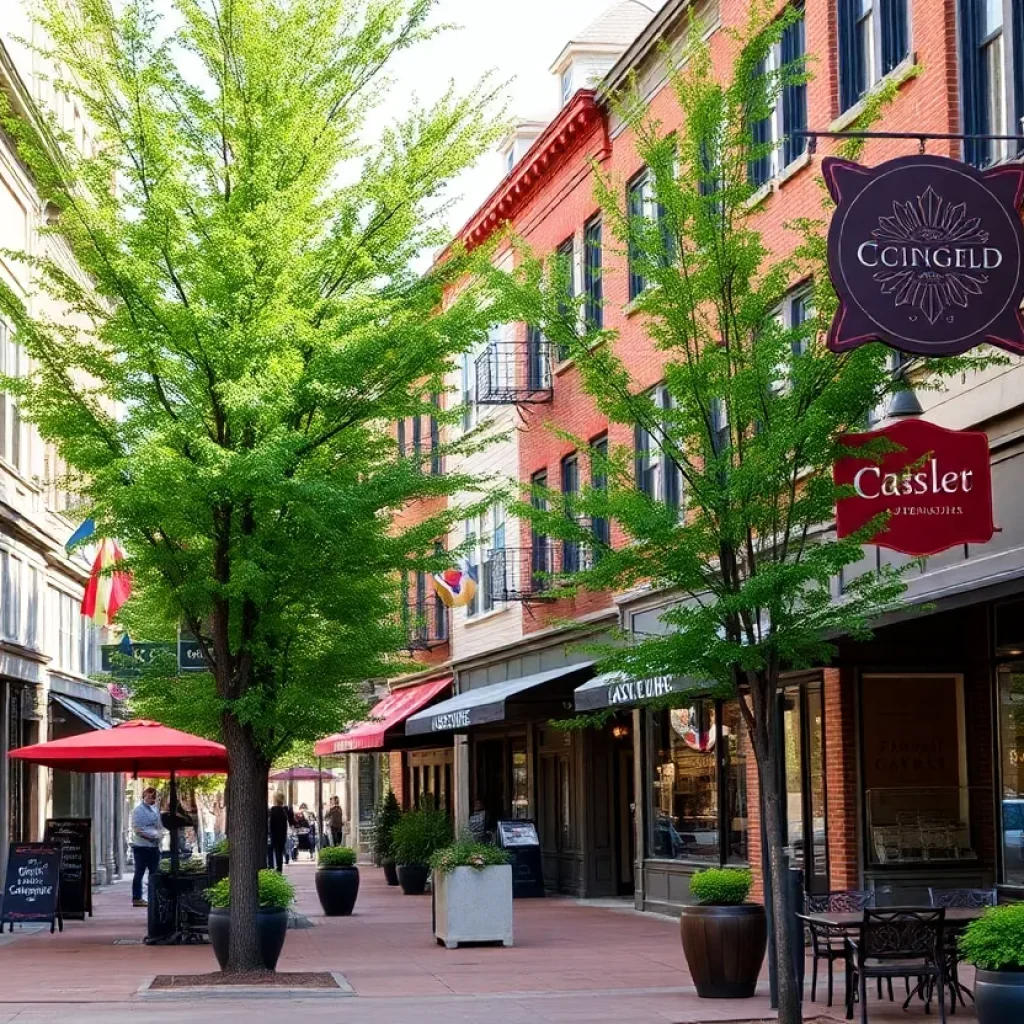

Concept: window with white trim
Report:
left=560, top=67, right=573, bottom=107
left=0, top=320, right=25, bottom=473
left=838, top=0, right=910, bottom=113
left=635, top=386, right=684, bottom=512
left=2, top=551, right=21, bottom=641
left=748, top=8, right=808, bottom=188
left=959, top=0, right=1024, bottom=166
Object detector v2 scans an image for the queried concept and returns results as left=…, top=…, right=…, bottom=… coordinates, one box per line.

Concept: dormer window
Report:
left=560, top=67, right=573, bottom=106
left=506, top=148, right=515, bottom=173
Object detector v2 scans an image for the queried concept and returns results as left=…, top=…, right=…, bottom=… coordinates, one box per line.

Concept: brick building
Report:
left=319, top=0, right=1024, bottom=909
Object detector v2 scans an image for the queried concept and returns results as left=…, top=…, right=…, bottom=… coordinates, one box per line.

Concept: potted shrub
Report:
left=391, top=806, right=452, bottom=895
left=372, top=791, right=402, bottom=886
left=206, top=869, right=295, bottom=971
left=315, top=846, right=360, bottom=916
left=959, top=902, right=1024, bottom=1022
left=431, top=839, right=513, bottom=949
left=679, top=868, right=766, bottom=999
left=206, top=838, right=230, bottom=882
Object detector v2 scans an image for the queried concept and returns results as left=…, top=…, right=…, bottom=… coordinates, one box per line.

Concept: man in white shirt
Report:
left=131, top=787, right=162, bottom=908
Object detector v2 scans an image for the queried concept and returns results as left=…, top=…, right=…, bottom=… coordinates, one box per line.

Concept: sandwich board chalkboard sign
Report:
left=44, top=819, right=92, bottom=919
left=1, top=843, right=63, bottom=933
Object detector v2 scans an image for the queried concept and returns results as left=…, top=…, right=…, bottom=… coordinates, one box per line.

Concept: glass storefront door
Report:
left=998, top=666, right=1024, bottom=886
left=779, top=681, right=829, bottom=894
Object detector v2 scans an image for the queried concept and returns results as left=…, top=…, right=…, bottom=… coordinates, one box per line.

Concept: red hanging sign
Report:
left=834, top=418, right=995, bottom=557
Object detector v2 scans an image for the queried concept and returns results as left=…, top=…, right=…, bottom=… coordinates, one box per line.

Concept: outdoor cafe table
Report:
left=796, top=906, right=985, bottom=1015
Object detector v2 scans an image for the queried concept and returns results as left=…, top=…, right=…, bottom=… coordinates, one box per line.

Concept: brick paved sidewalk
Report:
left=0, top=861, right=975, bottom=1023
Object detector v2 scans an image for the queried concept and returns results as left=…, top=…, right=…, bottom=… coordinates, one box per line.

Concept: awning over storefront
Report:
left=314, top=676, right=452, bottom=755
left=405, top=662, right=595, bottom=736
left=573, top=672, right=697, bottom=711
left=50, top=692, right=111, bottom=731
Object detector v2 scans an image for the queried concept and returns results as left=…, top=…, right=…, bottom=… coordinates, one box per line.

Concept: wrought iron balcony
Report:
left=474, top=335, right=553, bottom=405
left=486, top=545, right=562, bottom=602
left=404, top=599, right=449, bottom=651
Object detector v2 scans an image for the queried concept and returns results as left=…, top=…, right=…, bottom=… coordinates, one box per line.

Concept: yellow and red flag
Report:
left=81, top=538, right=132, bottom=626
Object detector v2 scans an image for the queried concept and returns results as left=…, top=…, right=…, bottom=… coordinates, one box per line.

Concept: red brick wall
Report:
left=825, top=667, right=860, bottom=891
left=389, top=751, right=405, bottom=808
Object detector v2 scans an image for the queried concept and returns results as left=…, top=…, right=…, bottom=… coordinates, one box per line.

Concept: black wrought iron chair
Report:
left=929, top=887, right=997, bottom=1010
left=845, top=908, right=947, bottom=1024
left=805, top=890, right=876, bottom=1006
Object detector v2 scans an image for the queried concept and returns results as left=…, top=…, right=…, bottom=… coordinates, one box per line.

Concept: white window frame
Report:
left=637, top=386, right=685, bottom=512
left=560, top=66, right=573, bottom=107
left=980, top=0, right=1018, bottom=163
left=751, top=21, right=808, bottom=185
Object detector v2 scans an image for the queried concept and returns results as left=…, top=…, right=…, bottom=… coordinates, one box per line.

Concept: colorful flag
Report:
left=65, top=518, right=96, bottom=552
left=431, top=564, right=477, bottom=608
left=81, top=538, right=132, bottom=626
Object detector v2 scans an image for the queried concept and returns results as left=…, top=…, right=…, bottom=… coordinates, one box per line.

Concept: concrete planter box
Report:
left=433, top=865, right=513, bottom=949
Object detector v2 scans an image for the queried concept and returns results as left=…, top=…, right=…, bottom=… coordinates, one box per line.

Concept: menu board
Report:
left=497, top=821, right=539, bottom=847
left=44, top=819, right=92, bottom=920
left=496, top=820, right=545, bottom=899
left=1, top=843, right=63, bottom=933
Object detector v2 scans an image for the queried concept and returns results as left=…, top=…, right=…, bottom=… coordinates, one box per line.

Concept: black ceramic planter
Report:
left=382, top=859, right=399, bottom=887
left=975, top=968, right=1024, bottom=1023
left=397, top=863, right=429, bottom=896
left=680, top=903, right=767, bottom=999
left=208, top=906, right=289, bottom=971
left=315, top=866, right=360, bottom=916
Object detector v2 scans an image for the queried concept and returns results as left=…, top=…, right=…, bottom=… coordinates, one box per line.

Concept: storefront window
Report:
left=648, top=700, right=749, bottom=865
left=721, top=701, right=749, bottom=864
left=511, top=745, right=530, bottom=819
left=998, top=666, right=1024, bottom=886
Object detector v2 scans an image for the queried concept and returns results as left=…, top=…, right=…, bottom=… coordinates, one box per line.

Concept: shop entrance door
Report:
left=616, top=747, right=635, bottom=894
left=539, top=750, right=574, bottom=892
left=780, top=681, right=829, bottom=895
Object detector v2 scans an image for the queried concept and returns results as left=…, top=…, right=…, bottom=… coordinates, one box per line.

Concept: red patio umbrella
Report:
left=9, top=720, right=229, bottom=942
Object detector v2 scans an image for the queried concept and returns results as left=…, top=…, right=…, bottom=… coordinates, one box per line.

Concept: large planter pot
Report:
left=397, top=863, right=430, bottom=896
left=680, top=903, right=767, bottom=999
left=315, top=866, right=360, bottom=916
left=208, top=906, right=289, bottom=971
left=206, top=853, right=230, bottom=882
left=434, top=865, right=513, bottom=949
left=382, top=859, right=399, bottom=887
left=975, top=968, right=1024, bottom=1023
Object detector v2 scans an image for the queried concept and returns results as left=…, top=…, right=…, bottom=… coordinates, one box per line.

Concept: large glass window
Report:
left=999, top=666, right=1024, bottom=886
left=648, top=699, right=749, bottom=865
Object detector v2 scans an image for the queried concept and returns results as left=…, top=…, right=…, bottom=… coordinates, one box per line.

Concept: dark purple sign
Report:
left=824, top=155, right=1024, bottom=357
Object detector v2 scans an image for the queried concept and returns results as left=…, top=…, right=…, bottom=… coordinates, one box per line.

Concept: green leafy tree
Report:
left=0, top=0, right=502, bottom=971
left=503, top=8, right=988, bottom=1021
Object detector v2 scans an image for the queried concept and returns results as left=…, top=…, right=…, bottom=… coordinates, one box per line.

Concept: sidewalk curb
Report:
left=136, top=972, right=354, bottom=1000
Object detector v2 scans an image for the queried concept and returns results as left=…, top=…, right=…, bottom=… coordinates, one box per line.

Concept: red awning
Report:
left=314, top=677, right=452, bottom=755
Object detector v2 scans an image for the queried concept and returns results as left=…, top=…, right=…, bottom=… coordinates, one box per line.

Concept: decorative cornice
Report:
left=455, top=90, right=610, bottom=253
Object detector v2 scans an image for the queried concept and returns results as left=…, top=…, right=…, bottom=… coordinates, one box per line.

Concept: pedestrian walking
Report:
left=326, top=795, right=346, bottom=847
left=268, top=791, right=294, bottom=872
left=131, top=786, right=163, bottom=907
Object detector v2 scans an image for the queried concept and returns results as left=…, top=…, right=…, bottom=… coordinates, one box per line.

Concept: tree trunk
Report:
left=752, top=717, right=802, bottom=1024
left=222, top=711, right=271, bottom=973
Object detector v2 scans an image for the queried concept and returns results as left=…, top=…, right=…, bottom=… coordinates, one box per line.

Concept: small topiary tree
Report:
left=689, top=868, right=753, bottom=906
left=372, top=791, right=403, bottom=866
left=318, top=846, right=357, bottom=869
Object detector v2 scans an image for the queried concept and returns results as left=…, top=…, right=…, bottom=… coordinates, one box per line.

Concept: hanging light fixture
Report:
left=888, top=387, right=924, bottom=418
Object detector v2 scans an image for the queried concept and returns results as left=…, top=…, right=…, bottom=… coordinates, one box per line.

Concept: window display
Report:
left=648, top=700, right=748, bottom=865
left=999, top=667, right=1024, bottom=886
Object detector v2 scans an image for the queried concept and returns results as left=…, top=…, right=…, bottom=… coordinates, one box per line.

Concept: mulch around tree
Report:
left=151, top=972, right=339, bottom=989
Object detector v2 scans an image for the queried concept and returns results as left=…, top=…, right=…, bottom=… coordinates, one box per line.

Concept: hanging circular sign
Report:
left=824, top=155, right=1024, bottom=357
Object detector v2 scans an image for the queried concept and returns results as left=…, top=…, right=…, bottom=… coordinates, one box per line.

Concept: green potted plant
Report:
left=431, top=838, right=513, bottom=949
left=315, top=846, right=360, bottom=916
left=959, top=903, right=1024, bottom=1022
left=206, top=838, right=230, bottom=882
left=679, top=868, right=766, bottom=999
left=372, top=791, right=402, bottom=886
left=391, top=806, right=452, bottom=895
left=206, top=869, right=295, bottom=971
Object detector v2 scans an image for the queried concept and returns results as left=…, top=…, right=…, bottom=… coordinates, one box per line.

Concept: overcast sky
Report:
left=380, top=0, right=663, bottom=247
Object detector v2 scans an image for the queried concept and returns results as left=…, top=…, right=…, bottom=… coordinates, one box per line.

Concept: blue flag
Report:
left=65, top=518, right=96, bottom=552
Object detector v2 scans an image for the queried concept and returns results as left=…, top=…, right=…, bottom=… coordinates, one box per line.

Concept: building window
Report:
left=429, top=394, right=441, bottom=475
left=591, top=435, right=610, bottom=553
left=461, top=352, right=476, bottom=431
left=506, top=147, right=515, bottom=173
left=464, top=519, right=479, bottom=618
left=396, top=418, right=406, bottom=457
left=635, top=387, right=683, bottom=510
left=2, top=551, right=20, bottom=641
left=0, top=321, right=24, bottom=473
left=648, top=699, right=749, bottom=864
left=26, top=565, right=39, bottom=649
left=555, top=236, right=575, bottom=363
left=960, top=0, right=1023, bottom=166
left=560, top=66, right=573, bottom=106
left=627, top=169, right=666, bottom=300
left=526, top=326, right=550, bottom=391
left=838, top=0, right=909, bottom=112
left=583, top=216, right=602, bottom=331
left=483, top=502, right=505, bottom=612
left=561, top=454, right=580, bottom=573
left=412, top=413, right=422, bottom=465
left=711, top=398, right=730, bottom=455
left=531, top=470, right=550, bottom=594
left=999, top=664, right=1024, bottom=885
left=748, top=10, right=808, bottom=189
